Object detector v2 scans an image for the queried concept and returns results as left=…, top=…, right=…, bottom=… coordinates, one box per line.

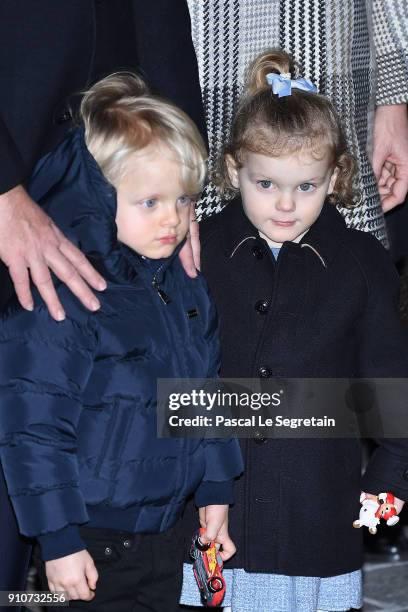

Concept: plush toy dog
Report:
left=353, top=497, right=381, bottom=535
left=375, top=492, right=400, bottom=527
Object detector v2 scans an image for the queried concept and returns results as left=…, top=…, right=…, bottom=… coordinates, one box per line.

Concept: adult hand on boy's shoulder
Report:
left=179, top=203, right=200, bottom=276
left=199, top=504, right=236, bottom=561
left=0, top=185, right=107, bottom=320
left=45, top=549, right=98, bottom=601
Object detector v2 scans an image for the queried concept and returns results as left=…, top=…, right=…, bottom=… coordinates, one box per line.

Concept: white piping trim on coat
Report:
left=229, top=236, right=257, bottom=258
left=301, top=243, right=327, bottom=268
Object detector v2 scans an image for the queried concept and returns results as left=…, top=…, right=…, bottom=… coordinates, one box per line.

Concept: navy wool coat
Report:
left=197, top=198, right=408, bottom=577
left=0, top=129, right=243, bottom=562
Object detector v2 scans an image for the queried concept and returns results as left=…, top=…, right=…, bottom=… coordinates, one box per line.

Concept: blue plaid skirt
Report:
left=180, top=563, right=363, bottom=612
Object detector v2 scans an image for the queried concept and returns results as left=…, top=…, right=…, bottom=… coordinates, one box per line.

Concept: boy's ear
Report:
left=225, top=154, right=240, bottom=188
left=328, top=167, right=340, bottom=194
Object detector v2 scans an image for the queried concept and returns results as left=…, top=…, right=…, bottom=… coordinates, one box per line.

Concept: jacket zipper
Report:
left=152, top=263, right=171, bottom=304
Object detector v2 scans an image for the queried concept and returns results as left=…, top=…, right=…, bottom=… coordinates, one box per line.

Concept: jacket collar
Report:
left=221, top=196, right=348, bottom=267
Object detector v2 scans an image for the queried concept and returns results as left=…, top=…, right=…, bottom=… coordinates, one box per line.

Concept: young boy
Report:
left=0, top=73, right=243, bottom=611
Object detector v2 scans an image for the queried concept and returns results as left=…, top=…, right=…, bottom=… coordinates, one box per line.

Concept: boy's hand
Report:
left=361, top=491, right=405, bottom=513
left=198, top=504, right=236, bottom=561
left=45, top=549, right=98, bottom=601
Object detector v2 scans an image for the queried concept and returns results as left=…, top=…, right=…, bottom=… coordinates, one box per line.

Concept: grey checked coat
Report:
left=187, top=0, right=408, bottom=246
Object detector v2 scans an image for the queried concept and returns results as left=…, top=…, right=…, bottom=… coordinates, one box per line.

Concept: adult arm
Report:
left=0, top=303, right=97, bottom=561
left=0, top=109, right=106, bottom=319
left=372, top=0, right=408, bottom=211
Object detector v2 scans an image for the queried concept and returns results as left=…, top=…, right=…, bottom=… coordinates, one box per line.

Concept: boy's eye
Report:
left=177, top=195, right=192, bottom=207
left=298, top=183, right=316, bottom=192
left=257, top=180, right=274, bottom=190
left=140, top=198, right=157, bottom=209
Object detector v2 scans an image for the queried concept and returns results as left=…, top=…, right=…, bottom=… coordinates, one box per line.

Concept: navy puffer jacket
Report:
left=0, top=128, right=243, bottom=561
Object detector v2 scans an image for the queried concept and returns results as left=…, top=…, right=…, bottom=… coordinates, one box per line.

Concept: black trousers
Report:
left=34, top=523, right=188, bottom=612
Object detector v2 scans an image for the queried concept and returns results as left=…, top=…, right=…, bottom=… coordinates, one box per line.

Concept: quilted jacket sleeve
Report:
left=372, top=0, right=408, bottom=105
left=0, top=299, right=97, bottom=559
left=356, top=235, right=408, bottom=500
left=194, top=285, right=244, bottom=507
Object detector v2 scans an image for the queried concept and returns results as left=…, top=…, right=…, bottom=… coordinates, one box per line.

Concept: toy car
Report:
left=190, top=528, right=226, bottom=607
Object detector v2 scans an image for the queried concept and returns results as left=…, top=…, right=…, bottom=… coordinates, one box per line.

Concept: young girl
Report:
left=180, top=49, right=408, bottom=612
left=0, top=73, right=243, bottom=611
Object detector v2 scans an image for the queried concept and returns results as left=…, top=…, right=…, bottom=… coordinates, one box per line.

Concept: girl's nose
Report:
left=276, top=193, right=296, bottom=212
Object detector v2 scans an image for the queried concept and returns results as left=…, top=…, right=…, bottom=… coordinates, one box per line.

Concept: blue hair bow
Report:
left=266, top=72, right=317, bottom=98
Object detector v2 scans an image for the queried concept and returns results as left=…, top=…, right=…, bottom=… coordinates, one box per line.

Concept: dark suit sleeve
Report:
left=0, top=115, right=26, bottom=194
left=132, top=0, right=207, bottom=144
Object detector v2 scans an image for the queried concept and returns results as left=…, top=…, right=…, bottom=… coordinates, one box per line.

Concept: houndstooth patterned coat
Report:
left=187, top=0, right=408, bottom=245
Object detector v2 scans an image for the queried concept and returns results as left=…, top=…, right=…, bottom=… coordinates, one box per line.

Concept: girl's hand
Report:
left=198, top=504, right=236, bottom=561
left=360, top=491, right=405, bottom=514
left=45, top=549, right=98, bottom=601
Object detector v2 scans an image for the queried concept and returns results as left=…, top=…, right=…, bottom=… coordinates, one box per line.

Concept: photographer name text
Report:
left=168, top=415, right=336, bottom=429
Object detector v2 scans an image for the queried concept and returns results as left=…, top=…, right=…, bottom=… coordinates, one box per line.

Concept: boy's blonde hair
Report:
left=216, top=49, right=358, bottom=208
left=80, top=73, right=207, bottom=194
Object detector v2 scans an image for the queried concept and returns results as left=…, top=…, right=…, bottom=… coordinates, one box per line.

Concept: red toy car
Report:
left=190, top=528, right=226, bottom=607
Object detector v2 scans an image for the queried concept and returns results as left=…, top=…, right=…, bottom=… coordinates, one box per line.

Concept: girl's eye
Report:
left=257, top=180, right=274, bottom=190
left=177, top=195, right=192, bottom=207
left=298, top=183, right=316, bottom=192
left=140, top=198, right=157, bottom=209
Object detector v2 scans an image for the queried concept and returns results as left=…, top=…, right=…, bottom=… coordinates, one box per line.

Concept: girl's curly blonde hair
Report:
left=215, top=49, right=358, bottom=208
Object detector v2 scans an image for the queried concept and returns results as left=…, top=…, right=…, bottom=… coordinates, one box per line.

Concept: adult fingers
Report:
left=54, top=226, right=106, bottom=291
left=378, top=165, right=393, bottom=187
left=384, top=160, right=395, bottom=174
left=45, top=245, right=101, bottom=312
left=189, top=204, right=201, bottom=271
left=372, top=145, right=388, bottom=181
left=29, top=257, right=66, bottom=321
left=179, top=235, right=197, bottom=278
left=381, top=177, right=408, bottom=212
left=8, top=261, right=33, bottom=311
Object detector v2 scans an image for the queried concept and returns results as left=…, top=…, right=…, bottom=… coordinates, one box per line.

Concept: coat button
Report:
left=123, top=539, right=132, bottom=549
left=258, top=365, right=271, bottom=378
left=104, top=546, right=112, bottom=556
left=251, top=246, right=264, bottom=259
left=55, top=108, right=73, bottom=125
left=254, top=431, right=267, bottom=445
left=403, top=468, right=408, bottom=481
left=255, top=299, right=269, bottom=314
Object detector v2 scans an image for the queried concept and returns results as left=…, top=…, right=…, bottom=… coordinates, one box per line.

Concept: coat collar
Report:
left=220, top=196, right=348, bottom=268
